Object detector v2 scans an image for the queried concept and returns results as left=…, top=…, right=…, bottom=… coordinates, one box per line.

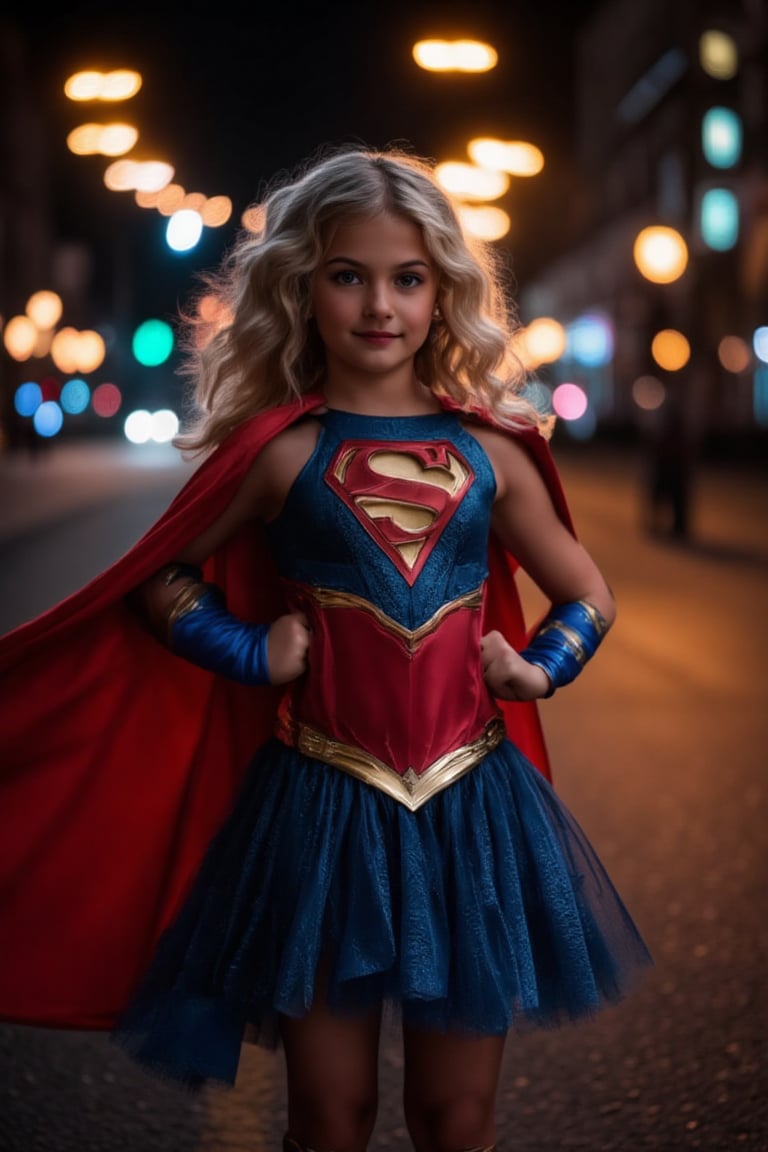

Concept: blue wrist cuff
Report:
left=169, top=586, right=271, bottom=685
left=521, top=599, right=608, bottom=697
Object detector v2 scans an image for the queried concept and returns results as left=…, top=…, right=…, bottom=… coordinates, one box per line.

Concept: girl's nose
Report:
left=363, top=282, right=394, bottom=319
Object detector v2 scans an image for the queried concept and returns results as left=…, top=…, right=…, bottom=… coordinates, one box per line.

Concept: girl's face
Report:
left=310, top=211, right=439, bottom=388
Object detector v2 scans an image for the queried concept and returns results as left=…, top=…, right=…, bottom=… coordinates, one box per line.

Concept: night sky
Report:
left=8, top=1, right=607, bottom=331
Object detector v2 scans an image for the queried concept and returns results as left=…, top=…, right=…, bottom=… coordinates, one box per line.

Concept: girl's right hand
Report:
left=266, top=612, right=312, bottom=684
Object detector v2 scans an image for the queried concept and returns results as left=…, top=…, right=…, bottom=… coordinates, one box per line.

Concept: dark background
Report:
left=7, top=1, right=606, bottom=326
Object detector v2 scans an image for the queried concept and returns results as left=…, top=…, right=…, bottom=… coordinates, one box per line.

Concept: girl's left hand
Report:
left=480, top=630, right=551, bottom=701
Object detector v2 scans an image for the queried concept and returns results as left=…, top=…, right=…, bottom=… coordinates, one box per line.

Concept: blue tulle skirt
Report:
left=112, top=738, right=652, bottom=1087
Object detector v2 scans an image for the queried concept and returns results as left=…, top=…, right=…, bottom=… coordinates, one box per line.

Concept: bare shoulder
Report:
left=462, top=421, right=541, bottom=500
left=248, top=414, right=322, bottom=519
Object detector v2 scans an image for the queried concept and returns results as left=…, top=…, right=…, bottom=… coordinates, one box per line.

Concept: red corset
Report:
left=275, top=582, right=505, bottom=810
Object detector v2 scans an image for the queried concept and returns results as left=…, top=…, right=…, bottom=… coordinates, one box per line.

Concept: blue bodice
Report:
left=264, top=408, right=496, bottom=630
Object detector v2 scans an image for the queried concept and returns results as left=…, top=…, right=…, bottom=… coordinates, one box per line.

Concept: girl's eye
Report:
left=396, top=273, right=423, bottom=288
left=333, top=269, right=361, bottom=285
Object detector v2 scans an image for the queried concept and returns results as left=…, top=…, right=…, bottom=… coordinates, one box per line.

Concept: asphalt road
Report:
left=0, top=437, right=766, bottom=1152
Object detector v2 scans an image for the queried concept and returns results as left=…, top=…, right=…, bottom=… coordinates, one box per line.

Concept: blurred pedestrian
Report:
left=0, top=145, right=651, bottom=1152
left=644, top=387, right=693, bottom=539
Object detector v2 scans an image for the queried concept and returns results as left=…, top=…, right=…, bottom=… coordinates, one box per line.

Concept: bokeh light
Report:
left=166, top=209, right=204, bottom=252
left=699, top=30, right=738, bottom=80
left=60, top=378, right=91, bottom=414
left=632, top=374, right=666, bottom=411
left=519, top=317, right=566, bottom=366
left=753, top=327, right=768, bottom=364
left=701, top=107, right=742, bottom=169
left=456, top=204, right=510, bottom=240
left=64, top=70, right=142, bottom=101
left=552, top=382, right=588, bottom=421
left=435, top=162, right=509, bottom=201
left=92, top=382, right=122, bottom=417
left=124, top=409, right=153, bottom=443
left=26, top=290, right=62, bottom=330
left=33, top=401, right=64, bottom=437
left=412, top=40, right=498, bottom=72
left=467, top=138, right=544, bottom=176
left=651, top=329, right=691, bottom=371
left=14, top=381, right=42, bottom=417
left=3, top=315, right=37, bottom=360
left=151, top=409, right=180, bottom=442
left=132, top=319, right=174, bottom=366
left=633, top=226, right=688, bottom=283
left=566, top=313, right=614, bottom=367
left=67, top=123, right=138, bottom=157
left=718, top=336, right=751, bottom=374
left=700, top=188, right=739, bottom=251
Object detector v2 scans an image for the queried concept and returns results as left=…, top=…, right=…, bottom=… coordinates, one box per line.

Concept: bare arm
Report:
left=470, top=426, right=615, bottom=702
left=137, top=422, right=321, bottom=684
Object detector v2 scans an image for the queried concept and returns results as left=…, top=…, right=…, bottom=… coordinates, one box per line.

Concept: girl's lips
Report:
left=354, top=331, right=399, bottom=344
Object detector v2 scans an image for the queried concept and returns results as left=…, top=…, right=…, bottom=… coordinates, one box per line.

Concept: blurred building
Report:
left=519, top=0, right=768, bottom=458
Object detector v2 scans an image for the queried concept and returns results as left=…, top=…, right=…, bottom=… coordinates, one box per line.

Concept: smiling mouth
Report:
left=354, top=331, right=400, bottom=340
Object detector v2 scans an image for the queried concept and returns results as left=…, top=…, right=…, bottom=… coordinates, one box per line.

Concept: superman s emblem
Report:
left=325, top=440, right=473, bottom=585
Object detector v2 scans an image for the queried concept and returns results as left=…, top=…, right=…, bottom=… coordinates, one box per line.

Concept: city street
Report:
left=0, top=437, right=766, bottom=1151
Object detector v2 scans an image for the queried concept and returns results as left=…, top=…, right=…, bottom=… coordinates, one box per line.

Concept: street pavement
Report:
left=0, top=435, right=766, bottom=1152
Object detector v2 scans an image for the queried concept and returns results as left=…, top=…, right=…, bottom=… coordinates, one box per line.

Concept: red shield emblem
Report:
left=325, top=440, right=474, bottom=585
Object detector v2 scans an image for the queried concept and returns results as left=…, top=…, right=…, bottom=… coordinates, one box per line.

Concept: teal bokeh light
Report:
left=701, top=107, right=742, bottom=169
left=60, top=378, right=91, bottom=414
left=700, top=188, right=739, bottom=251
left=132, top=319, right=174, bottom=367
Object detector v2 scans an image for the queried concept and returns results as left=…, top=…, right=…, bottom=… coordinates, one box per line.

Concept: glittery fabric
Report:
left=113, top=410, right=652, bottom=1088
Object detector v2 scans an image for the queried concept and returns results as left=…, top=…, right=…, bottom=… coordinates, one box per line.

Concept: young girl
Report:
left=0, top=145, right=651, bottom=1152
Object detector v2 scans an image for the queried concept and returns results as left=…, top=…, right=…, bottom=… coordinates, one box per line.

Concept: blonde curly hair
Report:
left=175, top=144, right=540, bottom=455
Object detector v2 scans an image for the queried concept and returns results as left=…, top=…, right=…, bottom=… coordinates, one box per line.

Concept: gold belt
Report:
left=279, top=716, right=506, bottom=812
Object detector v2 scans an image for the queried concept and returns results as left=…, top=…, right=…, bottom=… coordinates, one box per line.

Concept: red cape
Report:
left=0, top=392, right=574, bottom=1030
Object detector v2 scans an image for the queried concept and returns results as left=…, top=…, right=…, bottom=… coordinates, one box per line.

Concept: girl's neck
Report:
left=322, top=374, right=440, bottom=418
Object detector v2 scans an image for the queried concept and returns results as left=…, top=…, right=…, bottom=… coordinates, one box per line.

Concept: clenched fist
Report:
left=480, top=630, right=551, bottom=701
left=266, top=612, right=312, bottom=684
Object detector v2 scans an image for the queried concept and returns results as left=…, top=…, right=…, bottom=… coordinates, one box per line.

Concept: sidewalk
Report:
left=0, top=438, right=195, bottom=542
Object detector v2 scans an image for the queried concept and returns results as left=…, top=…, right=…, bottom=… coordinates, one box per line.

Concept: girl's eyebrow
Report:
left=324, top=256, right=431, bottom=269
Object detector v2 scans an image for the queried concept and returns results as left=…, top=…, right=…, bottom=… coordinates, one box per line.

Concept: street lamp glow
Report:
left=201, top=195, right=233, bottom=227
left=166, top=209, right=204, bottom=252
left=651, top=329, right=691, bottom=371
left=412, top=39, right=497, bottom=72
left=699, top=30, right=738, bottom=80
left=633, top=225, right=689, bottom=283
left=26, top=290, right=62, bottom=330
left=3, top=315, right=37, bottom=360
left=104, top=159, right=174, bottom=192
left=435, top=162, right=509, bottom=201
left=521, top=317, right=566, bottom=365
left=64, top=69, right=142, bottom=101
left=67, top=123, right=138, bottom=156
left=456, top=204, right=510, bottom=241
left=468, top=138, right=544, bottom=176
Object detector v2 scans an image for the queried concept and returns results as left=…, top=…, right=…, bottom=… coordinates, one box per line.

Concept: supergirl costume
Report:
left=0, top=395, right=651, bottom=1089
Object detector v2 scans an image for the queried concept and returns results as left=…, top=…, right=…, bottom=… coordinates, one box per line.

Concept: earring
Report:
left=432, top=305, right=442, bottom=320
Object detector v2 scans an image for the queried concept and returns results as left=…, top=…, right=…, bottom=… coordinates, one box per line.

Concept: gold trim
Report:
left=537, top=599, right=609, bottom=667
left=281, top=717, right=506, bottom=811
left=579, top=598, right=610, bottom=636
left=537, top=620, right=589, bottom=666
left=307, top=585, right=483, bottom=654
left=166, top=583, right=210, bottom=644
